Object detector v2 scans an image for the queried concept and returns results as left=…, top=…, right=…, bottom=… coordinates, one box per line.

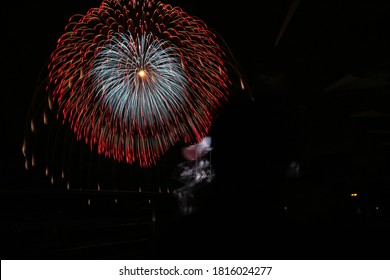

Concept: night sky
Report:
left=2, top=0, right=390, bottom=259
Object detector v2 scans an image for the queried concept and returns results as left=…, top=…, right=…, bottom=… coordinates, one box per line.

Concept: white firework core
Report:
left=90, top=32, right=189, bottom=129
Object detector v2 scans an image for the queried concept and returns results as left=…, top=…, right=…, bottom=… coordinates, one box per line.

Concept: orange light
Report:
left=138, top=70, right=146, bottom=78
left=351, top=193, right=358, bottom=197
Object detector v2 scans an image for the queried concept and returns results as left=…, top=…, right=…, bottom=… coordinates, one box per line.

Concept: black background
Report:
left=2, top=0, right=390, bottom=259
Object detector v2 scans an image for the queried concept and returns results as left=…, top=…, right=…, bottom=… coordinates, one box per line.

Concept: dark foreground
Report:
left=1, top=184, right=390, bottom=260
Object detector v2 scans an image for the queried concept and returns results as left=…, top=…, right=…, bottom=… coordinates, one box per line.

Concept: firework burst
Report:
left=23, top=0, right=249, bottom=189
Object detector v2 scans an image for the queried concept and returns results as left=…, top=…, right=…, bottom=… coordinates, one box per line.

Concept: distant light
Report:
left=351, top=193, right=358, bottom=197
left=376, top=206, right=379, bottom=210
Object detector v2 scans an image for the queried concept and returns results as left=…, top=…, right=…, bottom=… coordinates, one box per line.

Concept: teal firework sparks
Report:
left=29, top=0, right=247, bottom=169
